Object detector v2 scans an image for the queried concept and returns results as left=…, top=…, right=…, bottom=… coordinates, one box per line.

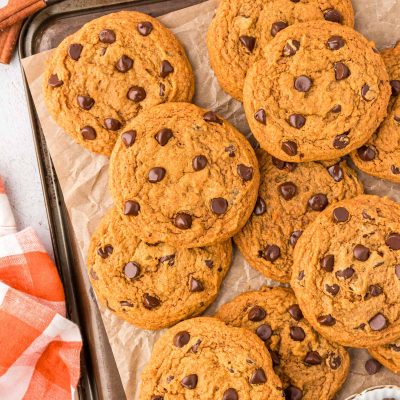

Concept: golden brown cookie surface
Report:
left=369, top=341, right=400, bottom=374
left=243, top=21, right=391, bottom=162
left=216, top=287, right=350, bottom=400
left=292, top=195, right=400, bottom=348
left=87, top=208, right=232, bottom=330
left=109, top=102, right=260, bottom=248
left=139, top=317, right=283, bottom=400
left=234, top=150, right=363, bottom=283
left=44, top=11, right=194, bottom=156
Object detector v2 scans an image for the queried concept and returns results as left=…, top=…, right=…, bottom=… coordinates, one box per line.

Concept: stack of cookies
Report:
left=42, top=1, right=400, bottom=399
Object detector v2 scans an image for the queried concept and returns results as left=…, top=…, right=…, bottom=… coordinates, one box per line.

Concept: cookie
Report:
left=291, top=195, right=400, bottom=348
left=44, top=11, right=194, bottom=156
left=87, top=208, right=232, bottom=330
left=369, top=342, right=400, bottom=374
left=352, top=42, right=400, bottom=182
left=109, top=102, right=260, bottom=248
left=234, top=150, right=363, bottom=283
left=243, top=21, right=391, bottom=162
left=207, top=0, right=354, bottom=101
left=139, top=317, right=284, bottom=399
left=216, top=287, right=350, bottom=400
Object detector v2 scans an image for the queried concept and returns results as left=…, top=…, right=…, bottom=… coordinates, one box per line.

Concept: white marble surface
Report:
left=0, top=54, right=52, bottom=256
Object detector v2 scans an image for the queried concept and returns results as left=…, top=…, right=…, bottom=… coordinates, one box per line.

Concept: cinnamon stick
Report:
left=0, top=20, right=23, bottom=64
left=0, top=0, right=46, bottom=31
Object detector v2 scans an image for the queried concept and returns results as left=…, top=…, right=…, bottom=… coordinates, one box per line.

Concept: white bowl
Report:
left=346, top=386, right=400, bottom=400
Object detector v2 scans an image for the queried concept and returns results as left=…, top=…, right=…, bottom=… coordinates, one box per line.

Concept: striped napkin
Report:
left=0, top=178, right=82, bottom=399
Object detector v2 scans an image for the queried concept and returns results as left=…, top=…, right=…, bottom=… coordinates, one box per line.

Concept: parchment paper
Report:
left=21, top=0, right=400, bottom=398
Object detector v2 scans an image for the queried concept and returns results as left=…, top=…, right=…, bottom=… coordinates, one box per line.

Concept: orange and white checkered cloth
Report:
left=0, top=178, right=82, bottom=399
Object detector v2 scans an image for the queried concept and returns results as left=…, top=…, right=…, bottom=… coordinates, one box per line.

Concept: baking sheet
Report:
left=21, top=0, right=400, bottom=398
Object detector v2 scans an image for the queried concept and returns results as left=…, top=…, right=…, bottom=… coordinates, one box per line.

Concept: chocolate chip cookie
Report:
left=291, top=195, right=400, bottom=348
left=352, top=42, right=400, bottom=182
left=369, top=341, right=400, bottom=374
left=216, top=287, right=350, bottom=400
left=109, top=102, right=260, bottom=248
left=234, top=150, right=363, bottom=283
left=44, top=11, right=194, bottom=156
left=243, top=21, right=391, bottom=162
left=87, top=208, right=232, bottom=330
left=139, top=317, right=284, bottom=399
left=207, top=0, right=354, bottom=101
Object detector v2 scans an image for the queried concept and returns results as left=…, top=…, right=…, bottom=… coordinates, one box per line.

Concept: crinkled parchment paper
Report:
left=21, top=0, right=400, bottom=398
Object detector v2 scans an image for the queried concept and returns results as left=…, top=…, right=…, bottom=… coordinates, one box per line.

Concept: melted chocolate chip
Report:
left=148, top=167, right=166, bottom=183
left=283, top=39, right=300, bottom=56
left=81, top=126, right=96, bottom=140
left=151, top=396, right=163, bottom=400
left=237, top=164, right=253, bottom=181
left=124, top=200, right=140, bottom=216
left=254, top=109, right=266, bottom=124
left=386, top=233, right=400, bottom=250
left=289, top=114, right=306, bottom=129
left=48, top=74, right=63, bottom=87
left=367, top=284, right=382, bottom=298
left=279, top=182, right=297, bottom=200
left=127, top=86, right=146, bottom=102
left=137, top=21, right=153, bottom=36
left=203, top=111, right=223, bottom=124
left=329, top=354, right=342, bottom=370
left=116, top=55, right=133, bottom=72
left=289, top=230, right=302, bottom=247
left=173, top=331, right=190, bottom=347
left=333, top=132, right=350, bottom=149
left=97, top=244, right=113, bottom=259
left=99, top=29, right=116, bottom=44
left=325, top=283, right=340, bottom=296
left=254, top=197, right=267, bottom=216
left=331, top=104, right=342, bottom=113
left=211, top=198, right=228, bottom=215
left=357, top=145, right=376, bottom=161
left=308, top=194, right=328, bottom=211
left=263, top=245, right=281, bottom=262
left=288, top=304, right=303, bottom=321
left=122, top=130, right=136, bottom=147
left=361, top=84, right=374, bottom=101
left=248, top=306, right=266, bottom=321
left=205, top=260, right=213, bottom=268
left=104, top=118, right=122, bottom=131
left=334, top=62, right=350, bottom=80
left=239, top=35, right=256, bottom=52
left=333, top=207, right=349, bottom=223
left=120, top=301, right=133, bottom=307
left=192, top=155, right=208, bottom=171
left=225, top=145, right=236, bottom=157
left=318, top=314, right=336, bottom=326
left=249, top=368, right=267, bottom=384
left=390, top=80, right=400, bottom=96
left=90, top=269, right=99, bottom=280
left=124, top=262, right=140, bottom=279
left=271, top=21, right=288, bottom=37
left=160, top=60, right=174, bottom=78
left=304, top=351, right=322, bottom=365
left=181, top=374, right=198, bottom=389
left=174, top=213, right=192, bottom=229
left=324, top=8, right=343, bottom=23
left=294, top=75, right=312, bottom=92
left=143, top=293, right=160, bottom=309
left=336, top=267, right=355, bottom=279
left=282, top=141, right=298, bottom=156
left=392, top=165, right=400, bottom=175
left=68, top=43, right=83, bottom=60
left=320, top=254, right=334, bottom=272
left=256, top=324, right=272, bottom=341
left=365, top=358, right=382, bottom=375
left=284, top=386, right=303, bottom=400
left=369, top=313, right=387, bottom=331
left=327, top=36, right=345, bottom=50
left=189, top=277, right=204, bottom=292
left=353, top=244, right=370, bottom=261
left=327, top=163, right=344, bottom=182
left=155, top=128, right=173, bottom=146
left=77, top=95, right=94, bottom=110
left=223, top=388, right=238, bottom=400
left=159, top=254, right=175, bottom=266
left=290, top=326, right=305, bottom=341
left=159, top=83, right=165, bottom=97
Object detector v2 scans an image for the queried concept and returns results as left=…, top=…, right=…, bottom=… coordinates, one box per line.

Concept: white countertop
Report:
left=0, top=54, right=52, bottom=256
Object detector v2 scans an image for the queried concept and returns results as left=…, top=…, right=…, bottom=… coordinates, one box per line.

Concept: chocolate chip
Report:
left=148, top=167, right=166, bottom=183
left=396, top=265, right=400, bottom=278
left=90, top=269, right=98, bottom=280
left=254, top=109, right=266, bottom=124
left=290, top=326, right=305, bottom=341
left=333, top=207, right=349, bottom=223
left=390, top=80, right=400, bottom=96
left=329, top=355, right=342, bottom=370
left=120, top=300, right=133, bottom=307
left=392, top=165, right=400, bottom=175
left=272, top=157, right=285, bottom=169
left=99, top=29, right=116, bottom=44
left=159, top=254, right=175, bottom=266
left=365, top=358, right=382, bottom=375
left=308, top=194, right=328, bottom=211
left=127, top=86, right=146, bottom=102
left=122, top=130, right=136, bottom=147
left=97, top=245, right=113, bottom=259
left=248, top=306, right=266, bottom=321
left=256, top=324, right=272, bottom=341
left=203, top=111, right=223, bottom=124
left=320, top=254, right=334, bottom=272
left=333, top=132, right=350, bottom=149
left=254, top=197, right=267, bottom=216
left=318, top=314, right=336, bottom=326
left=279, top=182, right=297, bottom=200
left=160, top=60, right=174, bottom=78
left=68, top=43, right=83, bottom=60
left=298, top=271, right=305, bottom=280
left=294, top=76, right=312, bottom=92
left=181, top=374, right=198, bottom=389
left=289, top=230, right=302, bottom=247
left=223, top=388, right=238, bottom=400
left=367, top=284, right=382, bottom=297
left=81, top=126, right=96, bottom=140
left=116, top=55, right=133, bottom=72
left=174, top=213, right=192, bottom=229
left=100, top=47, right=107, bottom=56
left=159, top=83, right=165, bottom=97
left=137, top=21, right=153, bottom=36
left=249, top=368, right=266, bottom=384
left=154, top=128, right=173, bottom=146
left=304, top=351, right=322, bottom=365
left=263, top=245, right=281, bottom=262
left=327, top=164, right=344, bottom=182
left=143, top=293, right=160, bottom=309
left=288, top=304, right=303, bottom=321
left=357, top=145, right=376, bottom=161
left=369, top=313, right=387, bottom=331
left=336, top=267, right=355, bottom=279
left=270, top=351, right=280, bottom=366
left=124, top=262, right=140, bottom=279
left=283, top=39, right=300, bottom=56
left=173, top=331, right=190, bottom=347
left=48, top=74, right=63, bottom=87
left=334, top=62, right=350, bottom=80
left=205, top=260, right=213, bottom=268
left=386, top=233, right=400, bottom=250
left=281, top=141, right=298, bottom=156
left=124, top=200, right=140, bottom=216
left=353, top=244, right=370, bottom=261
left=361, top=84, right=374, bottom=101
left=324, top=9, right=343, bottom=23
left=331, top=104, right=342, bottom=113
left=390, top=344, right=400, bottom=352
left=192, top=155, right=208, bottom=171
left=271, top=21, right=288, bottom=37
left=189, top=277, right=204, bottom=292
left=211, top=198, right=228, bottom=215
left=104, top=118, right=121, bottom=131
left=77, top=95, right=94, bottom=110
left=225, top=145, right=236, bottom=157
left=237, top=164, right=253, bottom=181
left=289, top=114, right=306, bottom=129
left=151, top=396, right=163, bottom=400
left=327, top=36, right=345, bottom=50
left=284, top=386, right=303, bottom=400
left=239, top=35, right=256, bottom=52
left=325, top=284, right=340, bottom=296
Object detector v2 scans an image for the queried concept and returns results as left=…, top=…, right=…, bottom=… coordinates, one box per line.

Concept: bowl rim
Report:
left=345, top=385, right=400, bottom=400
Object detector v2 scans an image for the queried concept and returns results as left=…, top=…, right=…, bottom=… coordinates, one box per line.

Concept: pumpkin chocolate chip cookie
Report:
left=216, top=287, right=350, bottom=400
left=244, top=21, right=391, bottom=162
left=87, top=208, right=232, bottom=330
left=292, top=195, right=400, bottom=348
left=234, top=150, right=363, bottom=283
left=139, top=317, right=284, bottom=400
left=352, top=42, right=400, bottom=182
left=207, top=0, right=354, bottom=101
left=109, top=102, right=260, bottom=248
left=44, top=11, right=194, bottom=156
left=369, top=341, right=400, bottom=374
